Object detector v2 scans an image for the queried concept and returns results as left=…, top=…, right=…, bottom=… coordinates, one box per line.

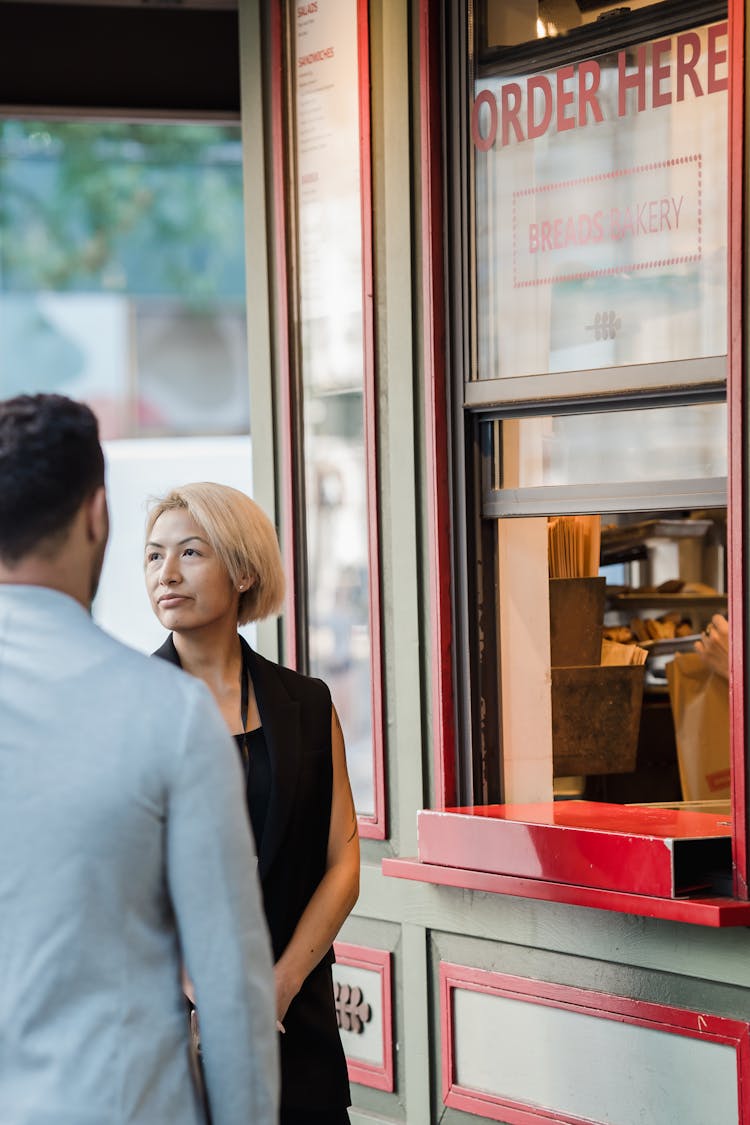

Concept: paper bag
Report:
left=666, top=653, right=730, bottom=801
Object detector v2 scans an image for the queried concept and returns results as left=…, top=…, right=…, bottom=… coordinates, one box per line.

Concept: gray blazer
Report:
left=0, top=586, right=278, bottom=1125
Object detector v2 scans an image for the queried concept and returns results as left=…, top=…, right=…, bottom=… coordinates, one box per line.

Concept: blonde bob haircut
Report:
left=146, top=482, right=285, bottom=625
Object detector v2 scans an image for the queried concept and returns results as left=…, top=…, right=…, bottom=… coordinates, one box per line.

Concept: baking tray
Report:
left=600, top=519, right=713, bottom=563
left=608, top=592, right=727, bottom=612
left=639, top=633, right=702, bottom=657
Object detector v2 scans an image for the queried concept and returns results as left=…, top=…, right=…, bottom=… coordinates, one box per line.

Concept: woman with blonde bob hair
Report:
left=145, top=482, right=359, bottom=1125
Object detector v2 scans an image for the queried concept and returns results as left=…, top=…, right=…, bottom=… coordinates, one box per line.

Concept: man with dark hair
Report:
left=0, top=394, right=278, bottom=1125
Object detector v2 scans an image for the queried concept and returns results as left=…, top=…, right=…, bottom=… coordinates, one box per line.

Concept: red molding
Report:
left=269, top=0, right=298, bottom=669
left=416, top=802, right=733, bottom=898
left=383, top=857, right=750, bottom=927
left=355, top=0, right=387, bottom=840
left=419, top=0, right=456, bottom=809
left=333, top=941, right=394, bottom=1093
left=727, top=0, right=748, bottom=898
left=440, top=962, right=750, bottom=1123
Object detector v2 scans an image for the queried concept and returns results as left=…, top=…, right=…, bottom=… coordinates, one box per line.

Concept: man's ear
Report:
left=85, top=486, right=109, bottom=547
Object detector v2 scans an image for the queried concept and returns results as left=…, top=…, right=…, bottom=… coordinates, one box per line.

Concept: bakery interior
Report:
left=549, top=505, right=729, bottom=809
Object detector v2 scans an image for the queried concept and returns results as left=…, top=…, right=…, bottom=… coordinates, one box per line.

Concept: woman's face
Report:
left=145, top=508, right=239, bottom=634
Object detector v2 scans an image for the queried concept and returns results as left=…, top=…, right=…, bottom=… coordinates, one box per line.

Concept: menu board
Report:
left=294, top=1, right=376, bottom=819
left=295, top=0, right=364, bottom=392
left=473, top=21, right=729, bottom=384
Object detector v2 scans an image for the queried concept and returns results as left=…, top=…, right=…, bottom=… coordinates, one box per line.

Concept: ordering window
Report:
left=480, top=401, right=728, bottom=811
left=395, top=0, right=749, bottom=917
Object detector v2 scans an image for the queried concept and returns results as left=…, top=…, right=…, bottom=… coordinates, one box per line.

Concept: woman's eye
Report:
left=183, top=548, right=198, bottom=557
left=147, top=553, right=160, bottom=563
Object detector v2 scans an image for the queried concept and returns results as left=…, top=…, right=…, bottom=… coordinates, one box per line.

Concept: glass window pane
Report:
left=473, top=20, right=728, bottom=382
left=0, top=120, right=252, bottom=653
left=293, top=2, right=377, bottom=817
left=482, top=0, right=666, bottom=52
left=501, top=402, right=727, bottom=488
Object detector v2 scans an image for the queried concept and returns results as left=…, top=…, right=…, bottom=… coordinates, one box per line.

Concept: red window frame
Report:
left=385, top=0, right=750, bottom=921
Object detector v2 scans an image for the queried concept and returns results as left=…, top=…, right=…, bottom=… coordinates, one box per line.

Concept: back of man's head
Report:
left=0, top=394, right=105, bottom=565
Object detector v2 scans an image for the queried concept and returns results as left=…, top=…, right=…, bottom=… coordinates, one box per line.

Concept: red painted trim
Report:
left=440, top=962, right=750, bottom=1123
left=269, top=0, right=298, bottom=668
left=416, top=802, right=732, bottom=898
left=420, top=0, right=457, bottom=807
left=727, top=0, right=748, bottom=898
left=382, top=857, right=750, bottom=927
left=355, top=0, right=386, bottom=840
left=333, top=942, right=393, bottom=1093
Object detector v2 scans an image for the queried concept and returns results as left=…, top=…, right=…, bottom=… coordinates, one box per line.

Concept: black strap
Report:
left=239, top=643, right=251, bottom=777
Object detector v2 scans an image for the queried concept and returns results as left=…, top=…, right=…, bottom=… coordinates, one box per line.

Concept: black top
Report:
left=152, top=634, right=350, bottom=1112
left=236, top=726, right=271, bottom=853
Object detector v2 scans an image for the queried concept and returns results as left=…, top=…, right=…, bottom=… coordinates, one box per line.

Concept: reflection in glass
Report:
left=0, top=121, right=248, bottom=437
left=502, top=402, right=727, bottom=488
left=304, top=390, right=373, bottom=814
left=294, top=1, right=376, bottom=816
left=0, top=120, right=252, bottom=652
left=482, top=0, right=664, bottom=52
left=473, top=22, right=728, bottom=380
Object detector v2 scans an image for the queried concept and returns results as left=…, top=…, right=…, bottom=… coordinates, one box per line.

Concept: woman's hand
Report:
left=274, top=961, right=301, bottom=1026
left=271, top=705, right=360, bottom=1032
left=694, top=613, right=729, bottom=680
left=182, top=965, right=196, bottom=1005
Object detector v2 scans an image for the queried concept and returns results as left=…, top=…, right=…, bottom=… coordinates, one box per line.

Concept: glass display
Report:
left=473, top=20, right=728, bottom=382
left=294, top=0, right=377, bottom=818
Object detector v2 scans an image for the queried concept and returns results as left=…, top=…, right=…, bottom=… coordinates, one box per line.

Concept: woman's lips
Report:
left=158, top=594, right=189, bottom=607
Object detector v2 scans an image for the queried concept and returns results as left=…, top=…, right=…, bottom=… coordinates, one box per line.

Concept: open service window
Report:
left=384, top=0, right=750, bottom=923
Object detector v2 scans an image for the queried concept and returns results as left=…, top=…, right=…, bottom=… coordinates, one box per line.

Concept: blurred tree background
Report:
left=0, top=119, right=249, bottom=435
left=0, top=121, right=245, bottom=301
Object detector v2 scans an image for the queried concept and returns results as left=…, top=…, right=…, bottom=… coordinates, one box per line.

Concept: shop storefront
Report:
left=239, top=0, right=750, bottom=1121
left=3, top=0, right=746, bottom=1121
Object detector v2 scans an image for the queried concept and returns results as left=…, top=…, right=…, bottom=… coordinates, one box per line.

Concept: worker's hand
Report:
left=694, top=613, right=729, bottom=680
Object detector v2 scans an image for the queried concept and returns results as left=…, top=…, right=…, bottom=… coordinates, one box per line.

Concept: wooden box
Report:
left=549, top=577, right=606, bottom=667
left=552, top=664, right=645, bottom=776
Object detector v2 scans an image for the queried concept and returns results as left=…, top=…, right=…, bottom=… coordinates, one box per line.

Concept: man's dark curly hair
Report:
left=0, top=394, right=105, bottom=564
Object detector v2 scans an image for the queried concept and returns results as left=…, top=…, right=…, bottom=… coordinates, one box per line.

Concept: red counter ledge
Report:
left=382, top=801, right=750, bottom=927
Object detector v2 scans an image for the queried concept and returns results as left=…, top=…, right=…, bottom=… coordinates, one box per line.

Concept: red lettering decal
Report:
left=556, top=66, right=576, bottom=132
left=564, top=216, right=577, bottom=246
left=592, top=211, right=604, bottom=242
left=672, top=195, right=684, bottom=227
left=578, top=60, right=604, bottom=126
left=471, top=89, right=497, bottom=152
left=648, top=200, right=659, bottom=232
left=527, top=75, right=553, bottom=140
left=676, top=32, right=703, bottom=101
left=610, top=208, right=621, bottom=239
left=298, top=46, right=335, bottom=66
left=541, top=221, right=553, bottom=252
left=553, top=218, right=564, bottom=248
left=501, top=82, right=524, bottom=145
left=660, top=198, right=671, bottom=230
left=651, top=39, right=672, bottom=108
left=707, top=21, right=729, bottom=94
left=618, top=46, right=647, bottom=116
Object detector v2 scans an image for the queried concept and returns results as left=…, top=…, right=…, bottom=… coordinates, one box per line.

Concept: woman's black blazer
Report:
left=154, top=634, right=350, bottom=1111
